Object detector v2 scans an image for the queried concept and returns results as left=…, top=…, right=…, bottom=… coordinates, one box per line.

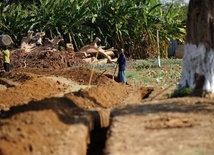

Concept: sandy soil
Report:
left=0, top=50, right=213, bottom=155
left=0, top=66, right=150, bottom=155
left=105, top=97, right=214, bottom=155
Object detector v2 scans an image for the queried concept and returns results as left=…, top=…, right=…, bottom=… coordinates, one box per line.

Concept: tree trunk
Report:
left=179, top=0, right=214, bottom=95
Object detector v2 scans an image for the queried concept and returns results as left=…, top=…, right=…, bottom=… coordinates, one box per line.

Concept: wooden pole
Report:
left=112, top=64, right=118, bottom=80
left=88, top=51, right=99, bottom=86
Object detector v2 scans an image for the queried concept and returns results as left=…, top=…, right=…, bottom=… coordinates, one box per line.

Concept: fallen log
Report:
left=21, top=31, right=34, bottom=45
left=77, top=37, right=101, bottom=53
left=111, top=58, right=118, bottom=63
left=104, top=50, right=115, bottom=57
left=34, top=32, right=45, bottom=46
left=78, top=47, right=99, bottom=54
left=45, top=36, right=64, bottom=47
left=98, top=47, right=113, bottom=63
left=66, top=43, right=74, bottom=53
left=74, top=52, right=88, bottom=58
left=20, top=43, right=37, bottom=52
left=82, top=57, right=98, bottom=63
left=95, top=58, right=108, bottom=65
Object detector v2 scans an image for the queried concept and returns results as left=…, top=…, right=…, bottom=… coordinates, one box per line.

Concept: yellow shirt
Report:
left=3, top=49, right=10, bottom=63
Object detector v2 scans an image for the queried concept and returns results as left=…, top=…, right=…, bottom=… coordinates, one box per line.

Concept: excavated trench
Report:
left=86, top=91, right=153, bottom=155
left=86, top=88, right=155, bottom=155
left=86, top=109, right=111, bottom=155
left=87, top=127, right=109, bottom=155
left=0, top=102, right=110, bottom=155
left=0, top=69, right=155, bottom=155
left=0, top=87, right=153, bottom=155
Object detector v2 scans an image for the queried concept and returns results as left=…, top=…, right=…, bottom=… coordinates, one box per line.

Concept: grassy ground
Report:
left=94, top=58, right=183, bottom=88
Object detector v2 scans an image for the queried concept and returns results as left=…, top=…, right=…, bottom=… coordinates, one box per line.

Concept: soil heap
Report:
left=8, top=49, right=87, bottom=69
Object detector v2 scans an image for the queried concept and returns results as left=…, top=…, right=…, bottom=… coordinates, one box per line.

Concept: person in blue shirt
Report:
left=117, top=49, right=126, bottom=84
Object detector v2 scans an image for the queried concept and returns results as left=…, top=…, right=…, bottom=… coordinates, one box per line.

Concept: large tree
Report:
left=179, top=0, right=214, bottom=96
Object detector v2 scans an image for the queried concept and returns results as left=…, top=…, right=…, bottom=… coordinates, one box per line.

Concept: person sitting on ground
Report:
left=0, top=45, right=10, bottom=72
left=117, top=49, right=126, bottom=84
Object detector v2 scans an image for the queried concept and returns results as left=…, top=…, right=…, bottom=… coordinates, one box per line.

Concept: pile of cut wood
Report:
left=6, top=32, right=118, bottom=69
left=67, top=37, right=118, bottom=64
left=20, top=31, right=117, bottom=65
left=20, top=31, right=64, bottom=53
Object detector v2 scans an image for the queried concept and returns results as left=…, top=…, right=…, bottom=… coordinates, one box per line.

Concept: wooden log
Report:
left=82, top=57, right=98, bottom=63
left=98, top=47, right=112, bottom=63
left=21, top=31, right=34, bottom=45
left=34, top=32, right=45, bottom=46
left=21, top=43, right=37, bottom=52
left=78, top=37, right=101, bottom=54
left=78, top=47, right=99, bottom=54
left=106, top=47, right=118, bottom=52
left=104, top=50, right=115, bottom=57
left=110, top=58, right=118, bottom=63
left=66, top=43, right=74, bottom=53
left=100, top=46, right=106, bottom=48
left=95, top=58, right=108, bottom=65
left=0, top=35, right=12, bottom=46
left=74, top=52, right=88, bottom=58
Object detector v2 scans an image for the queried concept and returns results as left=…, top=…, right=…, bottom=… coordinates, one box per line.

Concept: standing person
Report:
left=1, top=45, right=10, bottom=72
left=117, top=49, right=126, bottom=84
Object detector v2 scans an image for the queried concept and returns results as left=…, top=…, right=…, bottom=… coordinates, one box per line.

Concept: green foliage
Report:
left=162, top=0, right=189, bottom=23
left=171, top=84, right=193, bottom=97
left=0, top=0, right=186, bottom=58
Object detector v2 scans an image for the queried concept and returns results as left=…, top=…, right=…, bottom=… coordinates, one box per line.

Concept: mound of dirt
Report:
left=14, top=67, right=118, bottom=85
left=0, top=72, right=63, bottom=110
left=0, top=97, right=91, bottom=155
left=65, top=81, right=146, bottom=110
left=0, top=65, right=153, bottom=155
left=10, top=49, right=87, bottom=69
left=0, top=67, right=151, bottom=111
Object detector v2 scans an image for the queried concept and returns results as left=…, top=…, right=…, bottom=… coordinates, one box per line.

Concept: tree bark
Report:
left=179, top=0, right=214, bottom=94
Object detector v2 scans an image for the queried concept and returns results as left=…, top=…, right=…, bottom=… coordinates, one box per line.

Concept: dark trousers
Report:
left=3, top=62, right=10, bottom=72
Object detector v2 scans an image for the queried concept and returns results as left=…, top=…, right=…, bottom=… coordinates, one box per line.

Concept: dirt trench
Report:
left=0, top=68, right=152, bottom=155
left=1, top=67, right=213, bottom=155
left=1, top=48, right=213, bottom=155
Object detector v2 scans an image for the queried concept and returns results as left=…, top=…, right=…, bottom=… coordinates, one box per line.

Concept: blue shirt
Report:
left=117, top=53, right=126, bottom=71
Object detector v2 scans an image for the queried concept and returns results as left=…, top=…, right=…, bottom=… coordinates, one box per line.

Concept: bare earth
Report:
left=0, top=50, right=213, bottom=155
